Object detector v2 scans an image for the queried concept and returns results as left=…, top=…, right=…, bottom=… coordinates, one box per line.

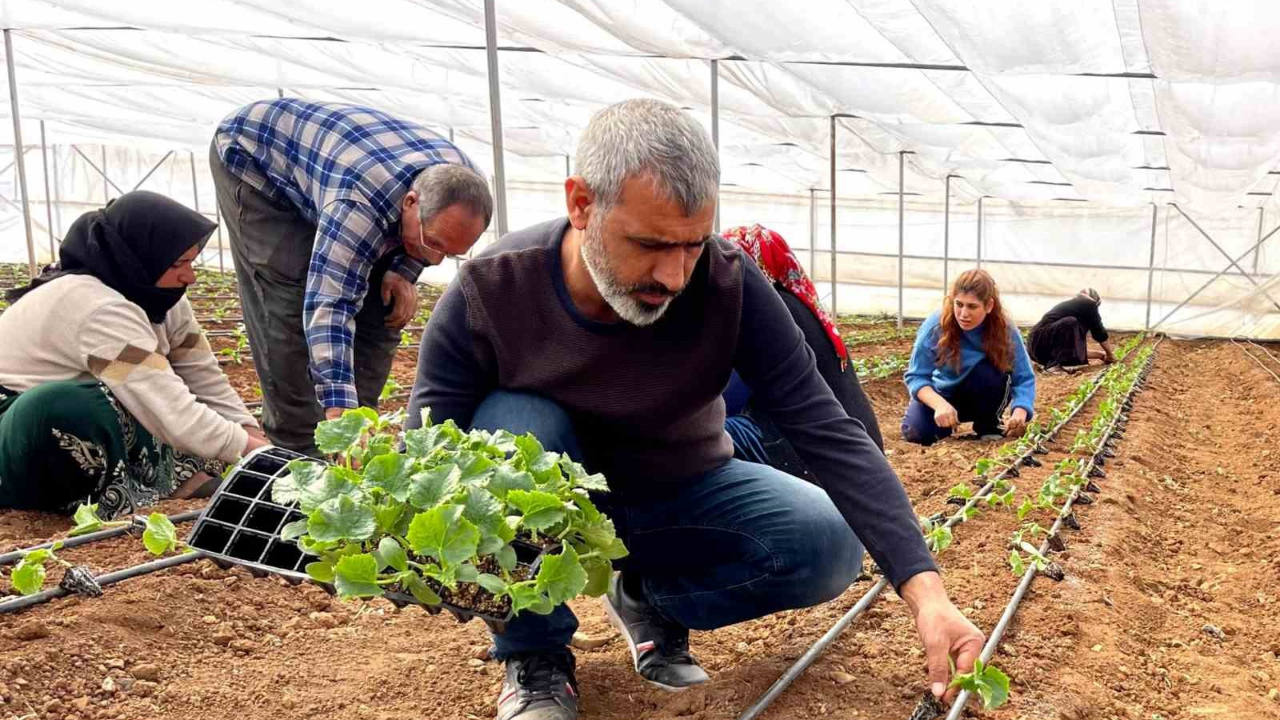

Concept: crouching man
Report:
left=408, top=98, right=984, bottom=720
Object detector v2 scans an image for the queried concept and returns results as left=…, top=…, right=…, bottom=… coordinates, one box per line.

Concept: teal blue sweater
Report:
left=904, top=311, right=1036, bottom=417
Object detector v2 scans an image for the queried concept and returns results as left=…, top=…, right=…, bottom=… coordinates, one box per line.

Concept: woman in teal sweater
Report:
left=902, top=269, right=1036, bottom=445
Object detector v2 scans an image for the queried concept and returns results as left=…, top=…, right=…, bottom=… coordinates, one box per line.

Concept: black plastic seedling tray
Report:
left=187, top=447, right=546, bottom=633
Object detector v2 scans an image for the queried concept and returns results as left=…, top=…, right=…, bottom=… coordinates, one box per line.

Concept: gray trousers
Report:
left=208, top=142, right=401, bottom=456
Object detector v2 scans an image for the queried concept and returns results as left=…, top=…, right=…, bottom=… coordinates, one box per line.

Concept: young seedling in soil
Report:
left=380, top=378, right=402, bottom=403
left=281, top=407, right=629, bottom=619
left=948, top=658, right=1011, bottom=711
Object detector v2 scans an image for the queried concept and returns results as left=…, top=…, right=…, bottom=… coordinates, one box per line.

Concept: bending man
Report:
left=211, top=98, right=492, bottom=455
left=409, top=99, right=982, bottom=720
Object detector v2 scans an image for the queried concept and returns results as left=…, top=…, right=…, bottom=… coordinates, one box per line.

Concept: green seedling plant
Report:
left=218, top=324, right=250, bottom=365
left=9, top=543, right=72, bottom=595
left=919, top=515, right=953, bottom=554
left=850, top=352, right=910, bottom=381
left=380, top=378, right=402, bottom=402
left=949, top=657, right=1011, bottom=710
left=280, top=407, right=629, bottom=618
left=1008, top=541, right=1053, bottom=577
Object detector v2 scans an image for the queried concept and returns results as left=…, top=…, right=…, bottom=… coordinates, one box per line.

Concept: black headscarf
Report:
left=6, top=191, right=217, bottom=323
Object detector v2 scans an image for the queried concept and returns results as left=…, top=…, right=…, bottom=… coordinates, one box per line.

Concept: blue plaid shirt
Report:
left=214, top=99, right=478, bottom=409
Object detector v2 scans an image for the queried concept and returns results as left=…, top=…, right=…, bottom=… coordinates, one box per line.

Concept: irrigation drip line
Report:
left=1231, top=339, right=1280, bottom=385
left=0, top=551, right=205, bottom=615
left=943, top=338, right=1161, bottom=720
left=733, top=340, right=1149, bottom=720
left=0, top=508, right=203, bottom=566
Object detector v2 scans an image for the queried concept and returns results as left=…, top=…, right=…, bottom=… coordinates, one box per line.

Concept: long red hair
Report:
left=937, top=269, right=1014, bottom=372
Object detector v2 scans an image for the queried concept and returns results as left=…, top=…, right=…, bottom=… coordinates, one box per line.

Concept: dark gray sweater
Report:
left=408, top=218, right=935, bottom=589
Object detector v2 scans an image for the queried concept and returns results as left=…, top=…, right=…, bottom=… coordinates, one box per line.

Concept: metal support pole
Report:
left=564, top=154, right=570, bottom=178
left=711, top=58, right=720, bottom=232
left=189, top=150, right=202, bottom=268
left=277, top=87, right=284, bottom=99
left=448, top=126, right=455, bottom=144
left=51, top=142, right=62, bottom=236
left=829, top=115, right=838, bottom=316
left=39, top=120, right=54, bottom=260
left=1255, top=208, right=1264, bottom=275
left=5, top=29, right=36, bottom=277
left=1172, top=203, right=1280, bottom=312
left=131, top=150, right=173, bottom=192
left=101, top=145, right=109, bottom=203
left=976, top=196, right=984, bottom=270
left=1153, top=222, right=1280, bottom=329
left=483, top=0, right=509, bottom=238
left=943, top=175, right=951, bottom=294
left=71, top=145, right=124, bottom=196
left=808, top=188, right=817, bottom=276
left=897, top=151, right=905, bottom=330
left=1144, top=204, right=1158, bottom=329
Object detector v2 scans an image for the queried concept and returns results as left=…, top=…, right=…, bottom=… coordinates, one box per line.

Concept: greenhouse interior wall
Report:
left=1, top=142, right=1276, bottom=340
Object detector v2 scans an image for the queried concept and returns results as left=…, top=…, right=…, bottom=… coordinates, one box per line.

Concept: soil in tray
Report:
left=429, top=554, right=534, bottom=619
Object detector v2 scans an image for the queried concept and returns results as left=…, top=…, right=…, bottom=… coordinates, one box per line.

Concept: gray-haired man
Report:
left=210, top=98, right=492, bottom=455
left=408, top=98, right=983, bottom=720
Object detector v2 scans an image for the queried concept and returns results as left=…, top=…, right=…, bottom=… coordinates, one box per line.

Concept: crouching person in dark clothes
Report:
left=1028, top=288, right=1115, bottom=373
left=408, top=99, right=984, bottom=720
left=718, top=224, right=885, bottom=477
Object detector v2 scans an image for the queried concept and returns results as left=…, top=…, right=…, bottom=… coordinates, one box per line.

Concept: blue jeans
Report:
left=900, top=358, right=1011, bottom=446
left=471, top=391, right=864, bottom=659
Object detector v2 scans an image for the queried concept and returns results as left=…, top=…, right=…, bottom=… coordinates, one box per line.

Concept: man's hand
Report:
left=325, top=407, right=345, bottom=421
left=381, top=272, right=419, bottom=329
left=901, top=572, right=985, bottom=701
left=934, top=401, right=959, bottom=429
left=1005, top=408, right=1028, bottom=437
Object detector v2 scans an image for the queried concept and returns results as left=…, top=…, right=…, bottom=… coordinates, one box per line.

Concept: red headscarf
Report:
left=721, top=224, right=849, bottom=370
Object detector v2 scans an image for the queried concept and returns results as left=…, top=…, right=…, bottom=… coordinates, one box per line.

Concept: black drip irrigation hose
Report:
left=0, top=552, right=204, bottom=615
left=734, top=342, right=1141, bottom=720
left=943, top=337, right=1161, bottom=720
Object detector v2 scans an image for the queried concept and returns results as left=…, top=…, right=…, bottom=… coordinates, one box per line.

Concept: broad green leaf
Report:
left=496, top=544, right=518, bottom=572
left=1009, top=550, right=1025, bottom=577
left=298, top=468, right=364, bottom=513
left=948, top=483, right=973, bottom=501
left=975, top=662, right=1010, bottom=709
left=405, top=424, right=453, bottom=458
left=576, top=516, right=618, bottom=551
left=334, top=554, right=383, bottom=598
left=514, top=435, right=544, bottom=467
left=487, top=467, right=535, bottom=501
left=571, top=490, right=602, bottom=523
left=280, top=519, right=309, bottom=542
left=298, top=535, right=340, bottom=557
left=406, top=504, right=480, bottom=566
left=361, top=437, right=395, bottom=467
left=478, top=534, right=505, bottom=557
left=69, top=503, right=105, bottom=537
left=142, top=513, right=178, bottom=556
left=509, top=581, right=552, bottom=616
left=487, top=430, right=519, bottom=455
left=600, top=537, right=629, bottom=561
left=352, top=406, right=379, bottom=426
left=408, top=465, right=462, bottom=509
left=456, top=563, right=480, bottom=583
left=581, top=555, right=613, bottom=597
left=507, top=490, right=566, bottom=532
left=363, top=453, right=414, bottom=502
left=12, top=560, right=46, bottom=595
left=528, top=452, right=562, bottom=484
left=927, top=526, right=953, bottom=554
left=315, top=412, right=372, bottom=455
left=462, top=486, right=504, bottom=533
left=535, top=545, right=588, bottom=606
left=22, top=548, right=52, bottom=565
left=476, top=573, right=508, bottom=595
left=306, top=561, right=335, bottom=583
left=374, top=537, right=408, bottom=573
left=453, top=451, right=496, bottom=487
left=403, top=573, right=442, bottom=605
left=307, top=495, right=377, bottom=543
left=572, top=473, right=609, bottom=493
left=559, top=456, right=588, bottom=480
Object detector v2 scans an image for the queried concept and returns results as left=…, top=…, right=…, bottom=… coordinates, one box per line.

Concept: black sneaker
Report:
left=603, top=573, right=709, bottom=692
left=496, top=652, right=579, bottom=720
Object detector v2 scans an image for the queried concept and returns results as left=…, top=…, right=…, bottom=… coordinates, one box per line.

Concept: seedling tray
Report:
left=187, top=446, right=548, bottom=633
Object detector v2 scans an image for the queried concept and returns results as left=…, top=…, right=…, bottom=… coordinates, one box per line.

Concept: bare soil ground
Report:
left=1, top=269, right=1277, bottom=720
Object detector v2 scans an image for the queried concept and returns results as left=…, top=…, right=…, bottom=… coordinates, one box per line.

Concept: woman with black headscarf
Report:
left=0, top=191, right=269, bottom=518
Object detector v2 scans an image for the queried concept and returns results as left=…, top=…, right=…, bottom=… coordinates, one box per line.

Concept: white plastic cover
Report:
left=0, top=1, right=1276, bottom=337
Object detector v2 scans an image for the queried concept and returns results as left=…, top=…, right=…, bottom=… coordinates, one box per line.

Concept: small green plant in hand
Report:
left=948, top=657, right=1011, bottom=710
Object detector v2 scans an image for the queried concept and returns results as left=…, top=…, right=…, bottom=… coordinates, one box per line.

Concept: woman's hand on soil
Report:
left=1005, top=409, right=1028, bottom=437
left=934, top=402, right=959, bottom=429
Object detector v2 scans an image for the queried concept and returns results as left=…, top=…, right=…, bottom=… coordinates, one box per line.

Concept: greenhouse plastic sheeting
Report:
left=0, top=1, right=1276, bottom=338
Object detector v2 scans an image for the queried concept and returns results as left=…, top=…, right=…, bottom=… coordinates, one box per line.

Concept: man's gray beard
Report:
left=579, top=216, right=674, bottom=327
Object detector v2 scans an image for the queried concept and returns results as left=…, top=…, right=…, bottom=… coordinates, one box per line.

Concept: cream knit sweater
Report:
left=0, top=275, right=255, bottom=463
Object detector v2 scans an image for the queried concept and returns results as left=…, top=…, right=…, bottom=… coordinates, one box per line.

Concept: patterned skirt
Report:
left=0, top=381, right=225, bottom=518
